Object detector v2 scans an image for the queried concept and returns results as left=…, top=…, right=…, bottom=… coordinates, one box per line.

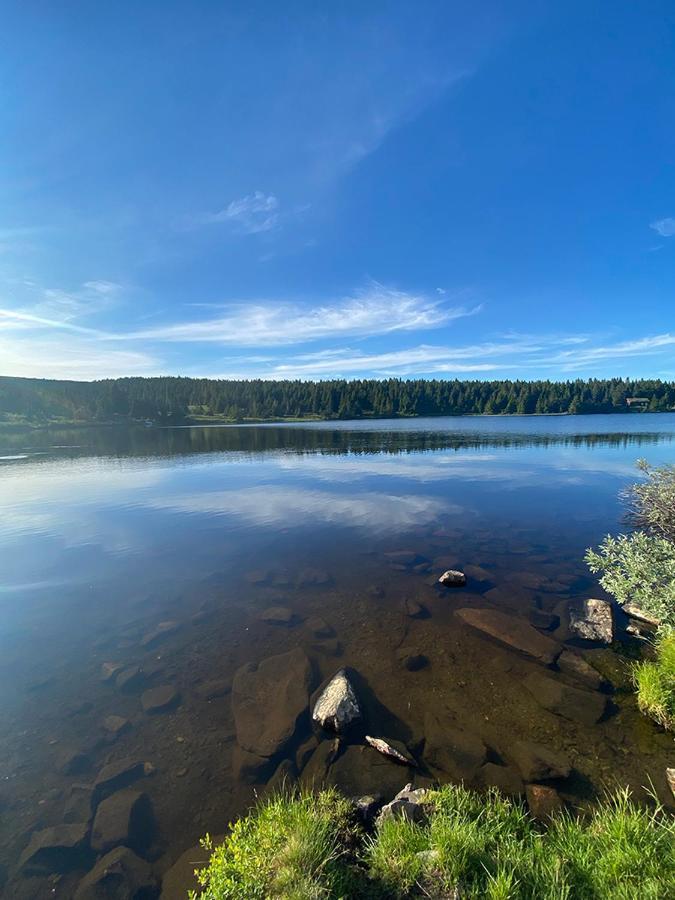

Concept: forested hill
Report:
left=1, top=375, right=675, bottom=425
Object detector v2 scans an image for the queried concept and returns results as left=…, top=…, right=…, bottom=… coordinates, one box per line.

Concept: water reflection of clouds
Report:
left=146, top=485, right=459, bottom=532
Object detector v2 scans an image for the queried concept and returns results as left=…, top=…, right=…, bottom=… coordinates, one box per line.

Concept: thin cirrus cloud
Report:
left=191, top=191, right=280, bottom=234
left=125, top=284, right=481, bottom=346
left=649, top=217, right=675, bottom=238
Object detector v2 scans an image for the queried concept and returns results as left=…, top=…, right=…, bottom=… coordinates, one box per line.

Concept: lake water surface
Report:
left=1, top=414, right=675, bottom=897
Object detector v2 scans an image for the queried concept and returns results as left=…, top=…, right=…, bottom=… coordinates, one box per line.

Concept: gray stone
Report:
left=456, top=608, right=561, bottom=664
left=423, top=712, right=486, bottom=783
left=510, top=741, right=571, bottom=781
left=91, top=789, right=155, bottom=855
left=63, top=784, right=93, bottom=824
left=93, top=758, right=152, bottom=807
left=623, top=603, right=661, bottom=627
left=327, top=745, right=413, bottom=799
left=557, top=650, right=606, bottom=690
left=299, top=739, right=340, bottom=789
left=569, top=598, right=614, bottom=643
left=365, top=736, right=416, bottom=766
left=438, top=569, right=466, bottom=587
left=19, top=823, right=89, bottom=875
left=75, top=846, right=157, bottom=900
left=353, top=794, right=383, bottom=825
left=295, top=734, right=318, bottom=772
left=377, top=783, right=429, bottom=825
left=312, top=668, right=361, bottom=732
left=232, top=647, right=312, bottom=756
left=524, top=672, right=607, bottom=725
left=526, top=784, right=564, bottom=820
left=141, top=685, right=180, bottom=714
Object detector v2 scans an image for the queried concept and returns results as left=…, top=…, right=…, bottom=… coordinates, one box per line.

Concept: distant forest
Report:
left=1, top=375, right=675, bottom=426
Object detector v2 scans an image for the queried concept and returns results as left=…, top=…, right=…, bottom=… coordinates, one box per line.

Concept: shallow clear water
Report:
left=1, top=414, right=674, bottom=896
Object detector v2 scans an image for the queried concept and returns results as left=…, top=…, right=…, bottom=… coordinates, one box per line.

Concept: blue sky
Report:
left=1, top=1, right=674, bottom=381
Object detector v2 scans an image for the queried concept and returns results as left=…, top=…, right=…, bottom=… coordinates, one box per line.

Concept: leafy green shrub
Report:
left=193, top=785, right=675, bottom=899
left=633, top=630, right=675, bottom=730
left=629, top=459, right=675, bottom=542
left=585, top=531, right=675, bottom=628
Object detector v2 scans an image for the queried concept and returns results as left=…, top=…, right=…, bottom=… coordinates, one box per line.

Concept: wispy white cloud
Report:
left=192, top=191, right=280, bottom=234
left=126, top=283, right=481, bottom=346
left=548, top=333, right=675, bottom=369
left=650, top=217, right=675, bottom=238
left=0, top=333, right=160, bottom=379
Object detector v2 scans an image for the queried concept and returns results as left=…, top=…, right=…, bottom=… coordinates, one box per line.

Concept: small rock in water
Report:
left=18, top=823, right=89, bottom=875
left=103, top=715, right=130, bottom=735
left=140, top=619, right=180, bottom=648
left=404, top=597, right=427, bottom=618
left=623, top=603, right=661, bottom=627
left=524, top=672, right=607, bottom=725
left=258, top=606, right=296, bottom=626
left=557, top=650, right=606, bottom=691
left=312, top=668, right=361, bottom=732
left=100, top=662, right=123, bottom=683
left=115, top=666, right=146, bottom=693
left=526, top=784, right=564, bottom=820
left=509, top=741, right=571, bottom=782
left=528, top=609, right=560, bottom=631
left=74, top=846, right=157, bottom=900
left=92, top=758, right=151, bottom=807
left=456, top=607, right=561, bottom=664
left=395, top=647, right=429, bottom=671
left=365, top=736, right=416, bottom=766
left=90, top=789, right=155, bottom=855
left=568, top=598, right=614, bottom=644
left=141, top=685, right=180, bottom=714
left=438, top=569, right=466, bottom=587
left=63, top=784, right=93, bottom=825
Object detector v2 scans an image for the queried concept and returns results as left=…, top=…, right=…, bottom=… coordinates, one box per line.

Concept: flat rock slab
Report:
left=93, top=757, right=152, bottom=807
left=141, top=685, right=180, bottom=714
left=19, top=823, right=89, bottom=875
left=325, top=744, right=414, bottom=799
left=116, top=665, right=146, bottom=693
left=312, top=668, right=361, bottom=732
left=557, top=650, right=606, bottom=690
left=103, top=715, right=131, bottom=735
left=509, top=741, right=571, bottom=781
left=258, top=606, right=296, bottom=625
left=75, top=846, right=158, bottom=900
left=423, top=712, right=486, bottom=783
left=569, top=598, right=614, bottom=643
left=91, top=789, right=155, bottom=855
left=456, top=608, right=561, bottom=664
left=232, top=647, right=312, bottom=757
left=524, top=672, right=607, bottom=725
left=141, top=619, right=180, bottom=648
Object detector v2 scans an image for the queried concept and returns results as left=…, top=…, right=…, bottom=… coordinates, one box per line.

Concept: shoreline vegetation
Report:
left=191, top=785, right=674, bottom=899
left=2, top=375, right=675, bottom=428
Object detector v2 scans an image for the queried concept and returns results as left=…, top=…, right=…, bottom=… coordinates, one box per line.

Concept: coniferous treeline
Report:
left=1, top=375, right=674, bottom=425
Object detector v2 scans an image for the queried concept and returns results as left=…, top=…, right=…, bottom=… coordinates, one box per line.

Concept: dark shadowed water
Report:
left=1, top=414, right=674, bottom=897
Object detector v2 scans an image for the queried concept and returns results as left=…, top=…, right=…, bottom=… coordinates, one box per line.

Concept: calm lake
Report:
left=2, top=413, right=675, bottom=897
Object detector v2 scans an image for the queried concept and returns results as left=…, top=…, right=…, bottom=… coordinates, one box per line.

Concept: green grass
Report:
left=634, top=630, right=675, bottom=731
left=191, top=784, right=675, bottom=899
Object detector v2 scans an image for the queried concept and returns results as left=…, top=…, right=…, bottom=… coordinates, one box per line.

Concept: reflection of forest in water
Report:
left=1, top=421, right=673, bottom=462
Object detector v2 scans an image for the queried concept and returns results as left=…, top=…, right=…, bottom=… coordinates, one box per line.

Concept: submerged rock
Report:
left=557, top=650, right=606, bottom=690
left=159, top=837, right=224, bottom=900
left=526, top=784, right=564, bottom=820
left=395, top=646, right=429, bottom=671
left=115, top=665, right=146, bottom=693
left=63, top=784, right=94, bottom=825
left=312, top=668, right=361, bottom=732
left=101, top=661, right=124, bottom=682
left=194, top=679, right=231, bottom=701
left=509, top=741, right=571, bottom=781
left=103, top=714, right=131, bottom=735
left=404, top=597, right=427, bottom=618
left=305, top=615, right=335, bottom=638
left=19, top=823, right=89, bottom=875
left=569, top=598, right=614, bottom=643
left=524, top=672, right=607, bottom=725
left=141, top=685, right=180, bottom=714
left=232, top=647, right=312, bottom=756
left=438, top=569, right=466, bottom=587
left=476, top=763, right=524, bottom=796
left=74, top=846, right=157, bottom=900
left=91, top=789, right=155, bottom=855
left=92, top=757, right=153, bottom=807
left=258, top=606, right=296, bottom=626
left=528, top=609, right=560, bottom=631
left=623, top=603, right=661, bottom=627
left=456, top=608, right=561, bottom=664
left=423, top=712, right=487, bottom=783
left=140, top=619, right=180, bottom=648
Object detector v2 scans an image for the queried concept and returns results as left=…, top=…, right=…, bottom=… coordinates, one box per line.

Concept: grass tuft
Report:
left=633, top=630, right=675, bottom=730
